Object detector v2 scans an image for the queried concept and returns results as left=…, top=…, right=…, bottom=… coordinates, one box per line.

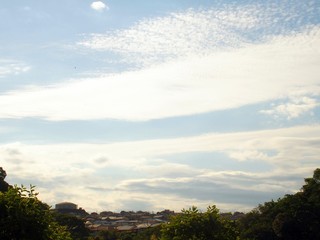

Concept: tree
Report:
left=238, top=168, right=320, bottom=240
left=54, top=213, right=90, bottom=240
left=95, top=230, right=118, bottom=240
left=0, top=184, right=72, bottom=240
left=160, top=205, right=237, bottom=240
left=0, top=167, right=6, bottom=180
left=272, top=168, right=320, bottom=239
left=132, top=225, right=162, bottom=240
left=0, top=167, right=9, bottom=192
left=237, top=208, right=277, bottom=240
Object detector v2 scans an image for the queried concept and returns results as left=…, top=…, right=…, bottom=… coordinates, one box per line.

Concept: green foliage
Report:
left=90, top=226, right=161, bottom=240
left=131, top=225, right=161, bottom=240
left=160, top=205, right=237, bottom=240
left=0, top=185, right=72, bottom=240
left=238, top=168, right=320, bottom=240
left=98, top=231, right=118, bottom=240
left=54, top=213, right=90, bottom=240
left=237, top=208, right=276, bottom=240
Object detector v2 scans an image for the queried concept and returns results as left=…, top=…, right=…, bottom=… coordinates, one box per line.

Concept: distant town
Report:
left=54, top=201, right=245, bottom=233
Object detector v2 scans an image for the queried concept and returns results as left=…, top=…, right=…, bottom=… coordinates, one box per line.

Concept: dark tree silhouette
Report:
left=0, top=167, right=9, bottom=192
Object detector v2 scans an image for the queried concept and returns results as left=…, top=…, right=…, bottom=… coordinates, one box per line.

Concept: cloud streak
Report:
left=2, top=125, right=319, bottom=211
left=0, top=60, right=31, bottom=78
left=0, top=27, right=319, bottom=121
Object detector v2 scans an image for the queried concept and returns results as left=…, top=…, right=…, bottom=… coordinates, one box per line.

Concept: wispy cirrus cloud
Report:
left=0, top=60, right=31, bottom=78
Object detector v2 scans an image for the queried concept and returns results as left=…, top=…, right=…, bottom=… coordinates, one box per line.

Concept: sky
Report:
left=0, top=0, right=319, bottom=213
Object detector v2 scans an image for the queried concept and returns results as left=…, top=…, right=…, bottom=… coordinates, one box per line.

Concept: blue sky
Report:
left=0, top=0, right=320, bottom=213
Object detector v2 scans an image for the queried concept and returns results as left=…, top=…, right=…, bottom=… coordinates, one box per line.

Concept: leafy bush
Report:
left=0, top=185, right=72, bottom=240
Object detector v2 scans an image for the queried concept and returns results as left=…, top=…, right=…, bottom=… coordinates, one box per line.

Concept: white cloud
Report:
left=90, top=1, right=108, bottom=12
left=261, top=96, right=319, bottom=119
left=79, top=6, right=260, bottom=65
left=229, top=150, right=270, bottom=162
left=1, top=125, right=319, bottom=211
left=93, top=156, right=109, bottom=165
left=0, top=60, right=31, bottom=78
left=2, top=126, right=311, bottom=172
left=0, top=27, right=319, bottom=121
left=133, top=161, right=201, bottom=178
left=79, top=2, right=318, bottom=66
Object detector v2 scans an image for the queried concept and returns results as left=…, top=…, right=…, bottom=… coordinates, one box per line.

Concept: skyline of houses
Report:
left=54, top=201, right=245, bottom=233
left=54, top=201, right=175, bottom=233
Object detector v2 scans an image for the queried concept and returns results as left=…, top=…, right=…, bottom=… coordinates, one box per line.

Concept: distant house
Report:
left=55, top=202, right=78, bottom=210
left=117, top=225, right=136, bottom=232
left=54, top=202, right=89, bottom=216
